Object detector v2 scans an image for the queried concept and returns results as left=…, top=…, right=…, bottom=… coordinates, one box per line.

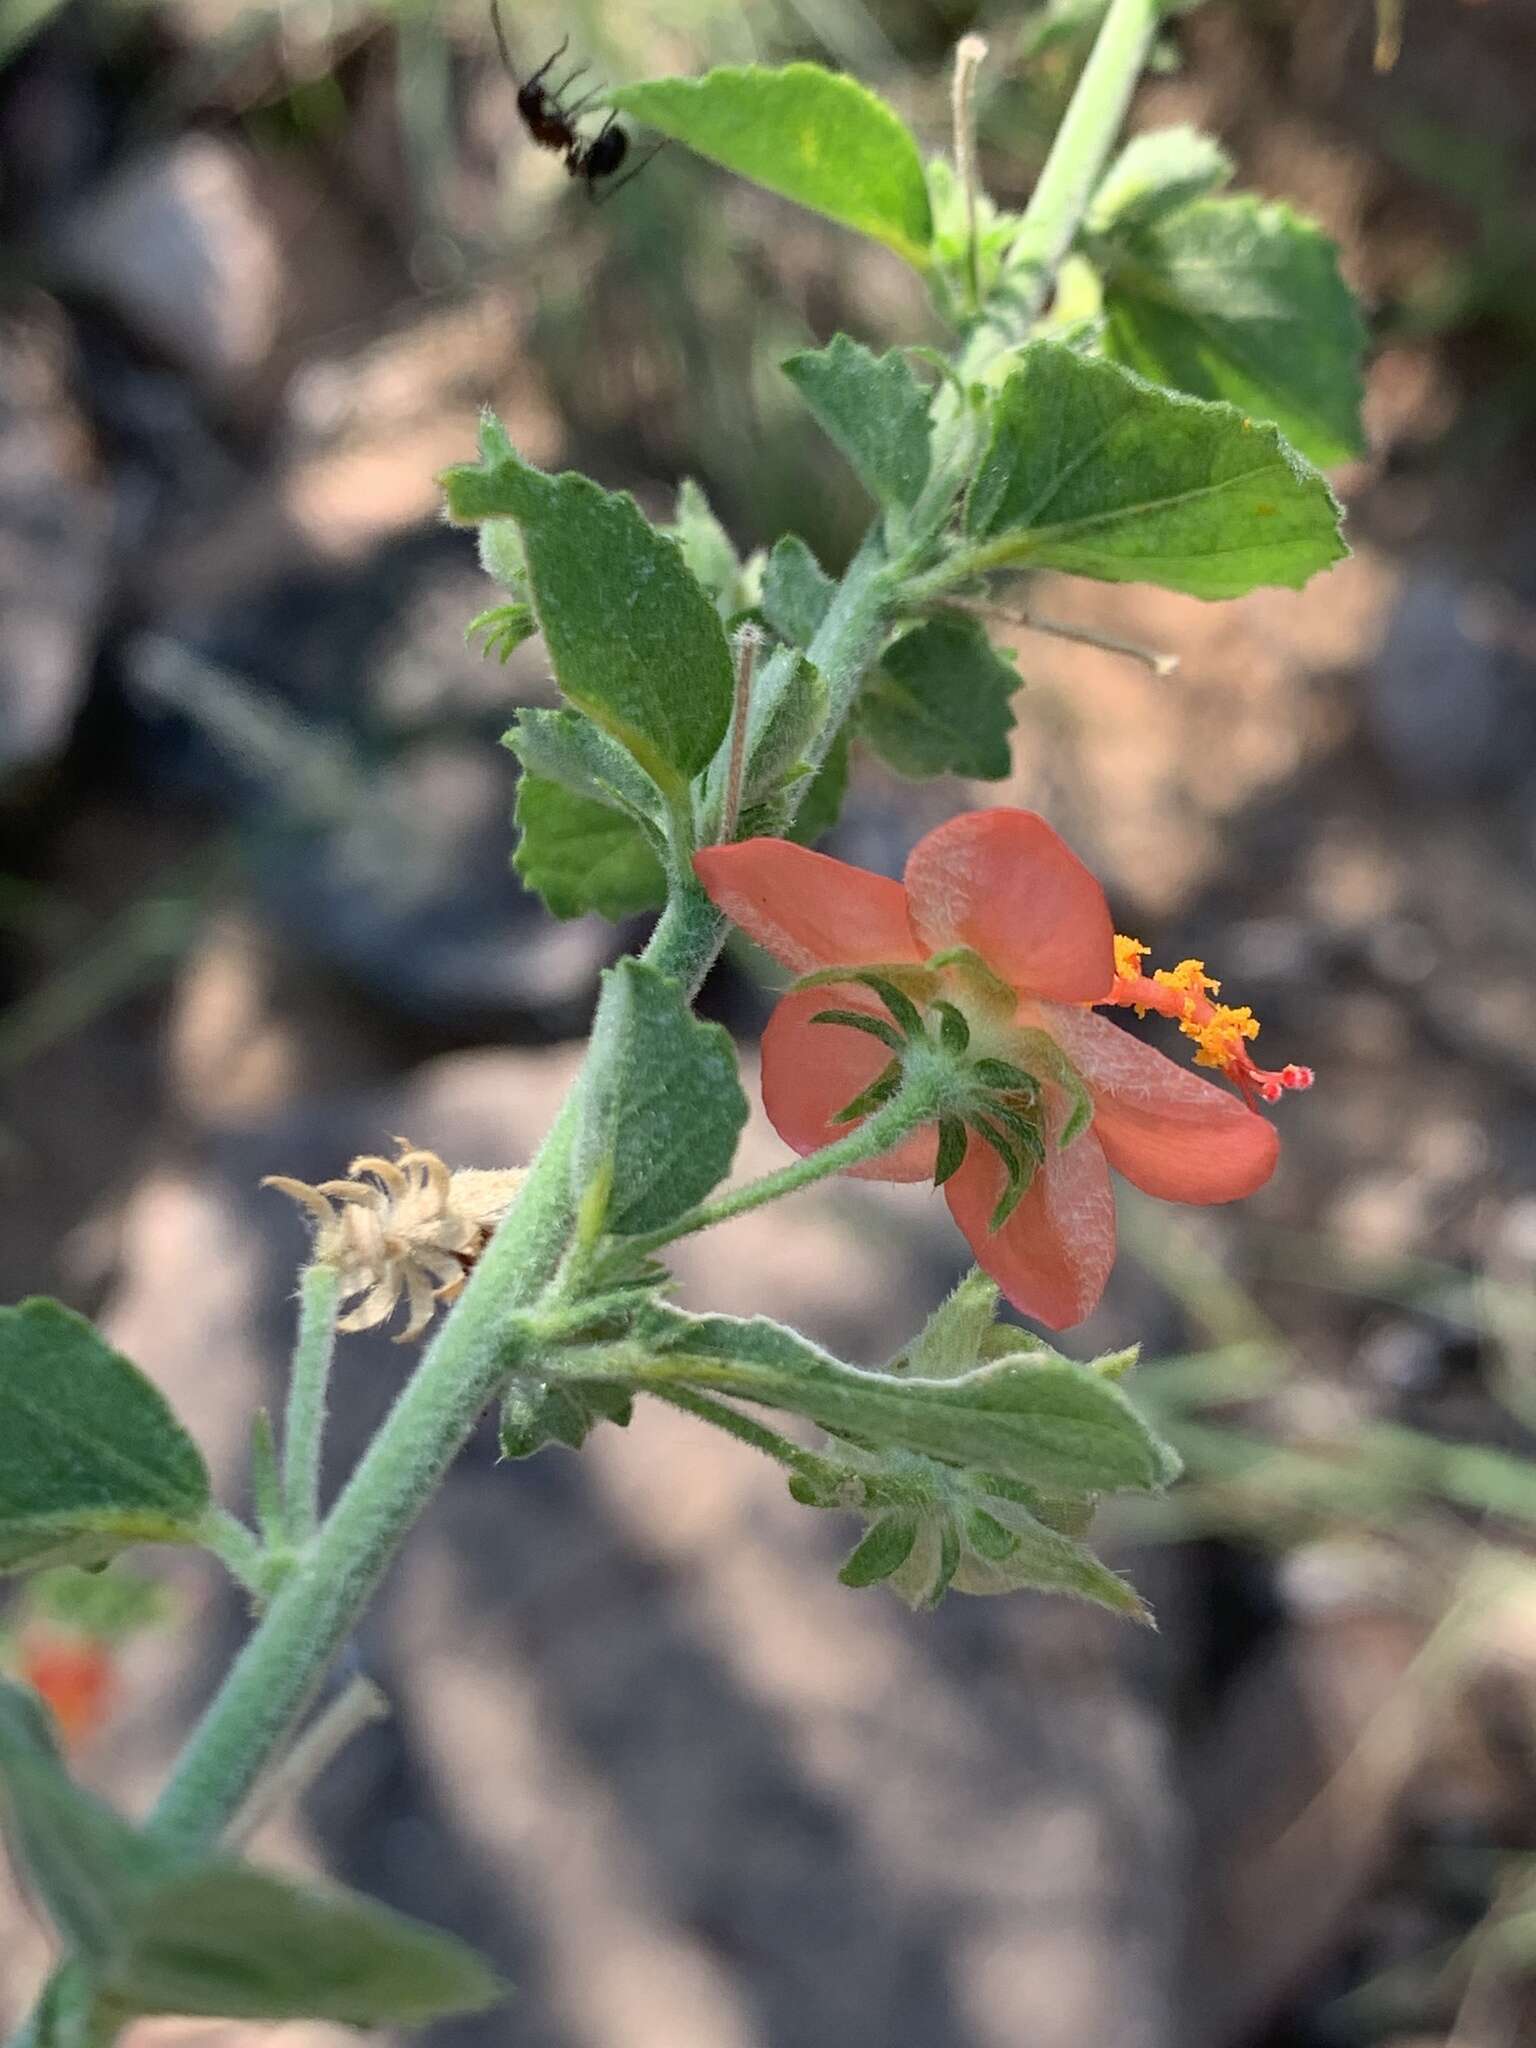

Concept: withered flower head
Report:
left=264, top=1141, right=525, bottom=1342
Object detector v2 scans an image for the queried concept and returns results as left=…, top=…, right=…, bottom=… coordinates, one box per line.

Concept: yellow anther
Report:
left=1154, top=958, right=1221, bottom=999
left=1188, top=1004, right=1260, bottom=1070
left=1113, top=934, right=1150, bottom=980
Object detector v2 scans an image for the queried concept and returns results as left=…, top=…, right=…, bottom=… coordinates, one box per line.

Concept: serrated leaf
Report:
left=964, top=341, right=1346, bottom=600
left=442, top=437, right=733, bottom=793
left=668, top=478, right=744, bottom=620
left=627, top=1308, right=1179, bottom=1496
left=1087, top=125, right=1234, bottom=234
left=1094, top=193, right=1368, bottom=467
left=504, top=708, right=664, bottom=824
left=0, top=1300, right=211, bottom=1576
left=782, top=335, right=932, bottom=511
left=858, top=616, right=1017, bottom=780
left=511, top=776, right=666, bottom=922
left=611, top=66, right=933, bottom=268
left=760, top=534, right=835, bottom=649
left=573, top=960, right=748, bottom=1238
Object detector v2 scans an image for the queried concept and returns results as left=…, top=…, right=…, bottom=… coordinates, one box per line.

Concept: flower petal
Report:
left=944, top=1117, right=1116, bottom=1330
left=902, top=810, right=1116, bottom=1003
left=1044, top=1004, right=1280, bottom=1204
left=761, top=984, right=937, bottom=1183
left=694, top=840, right=920, bottom=976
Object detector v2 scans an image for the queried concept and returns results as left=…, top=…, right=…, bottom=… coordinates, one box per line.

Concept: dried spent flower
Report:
left=264, top=1141, right=526, bottom=1342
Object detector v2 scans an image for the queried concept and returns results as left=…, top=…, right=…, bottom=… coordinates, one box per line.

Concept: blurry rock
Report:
left=1368, top=566, right=1536, bottom=798
left=126, top=526, right=607, bottom=1035
left=54, top=136, right=283, bottom=393
left=0, top=303, right=111, bottom=779
left=254, top=739, right=611, bottom=1036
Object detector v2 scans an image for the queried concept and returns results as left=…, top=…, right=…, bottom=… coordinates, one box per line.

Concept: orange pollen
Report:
left=1103, top=936, right=1314, bottom=1110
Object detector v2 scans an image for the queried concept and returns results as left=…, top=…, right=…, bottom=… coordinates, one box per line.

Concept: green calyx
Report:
left=801, top=960, right=1090, bottom=1228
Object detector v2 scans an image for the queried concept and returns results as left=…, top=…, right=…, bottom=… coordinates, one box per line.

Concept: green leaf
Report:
left=927, top=157, right=1025, bottom=310
left=667, top=479, right=744, bottom=621
left=0, top=1300, right=211, bottom=1576
left=794, top=1449, right=1147, bottom=1614
left=0, top=1677, right=169, bottom=1961
left=760, top=534, right=835, bottom=650
left=504, top=708, right=665, bottom=824
left=782, top=335, right=932, bottom=511
left=442, top=436, right=734, bottom=793
left=467, top=602, right=536, bottom=663
left=105, top=1865, right=506, bottom=2024
left=858, top=616, right=1018, bottom=780
left=740, top=654, right=828, bottom=803
left=0, top=1681, right=504, bottom=2026
left=573, top=960, right=748, bottom=1238
left=511, top=776, right=665, bottom=922
left=500, top=1377, right=634, bottom=1458
left=611, top=66, right=933, bottom=269
left=838, top=1511, right=918, bottom=1587
left=627, top=1308, right=1180, bottom=1496
left=1093, top=193, right=1368, bottom=467
left=964, top=341, right=1346, bottom=600
left=1087, top=125, right=1234, bottom=234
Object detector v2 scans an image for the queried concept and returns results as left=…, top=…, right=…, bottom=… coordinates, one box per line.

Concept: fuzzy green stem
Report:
left=648, top=1385, right=847, bottom=1493
left=620, top=1073, right=948, bottom=1258
left=951, top=35, right=989, bottom=316
left=282, top=1263, right=340, bottom=1546
left=963, top=0, right=1161, bottom=371
left=197, top=1505, right=269, bottom=1597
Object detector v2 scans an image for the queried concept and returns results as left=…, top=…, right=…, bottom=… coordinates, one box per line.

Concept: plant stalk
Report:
left=963, top=0, right=1161, bottom=370
left=281, top=1263, right=340, bottom=1546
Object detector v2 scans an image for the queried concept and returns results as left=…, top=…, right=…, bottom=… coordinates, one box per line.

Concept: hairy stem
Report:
left=648, top=1385, right=847, bottom=1491
left=282, top=1263, right=340, bottom=1546
left=622, top=1074, right=947, bottom=1257
left=963, top=0, right=1161, bottom=369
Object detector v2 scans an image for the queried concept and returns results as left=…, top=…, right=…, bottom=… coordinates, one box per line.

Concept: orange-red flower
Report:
left=18, top=1631, right=116, bottom=1747
left=695, top=809, right=1310, bottom=1330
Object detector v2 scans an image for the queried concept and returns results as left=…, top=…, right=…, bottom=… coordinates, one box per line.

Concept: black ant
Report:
left=490, top=1, right=664, bottom=202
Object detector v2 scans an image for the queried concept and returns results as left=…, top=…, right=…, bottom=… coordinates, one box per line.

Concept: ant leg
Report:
left=564, top=82, right=609, bottom=119
left=524, top=32, right=571, bottom=88
left=550, top=59, right=589, bottom=99
left=588, top=137, right=669, bottom=205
